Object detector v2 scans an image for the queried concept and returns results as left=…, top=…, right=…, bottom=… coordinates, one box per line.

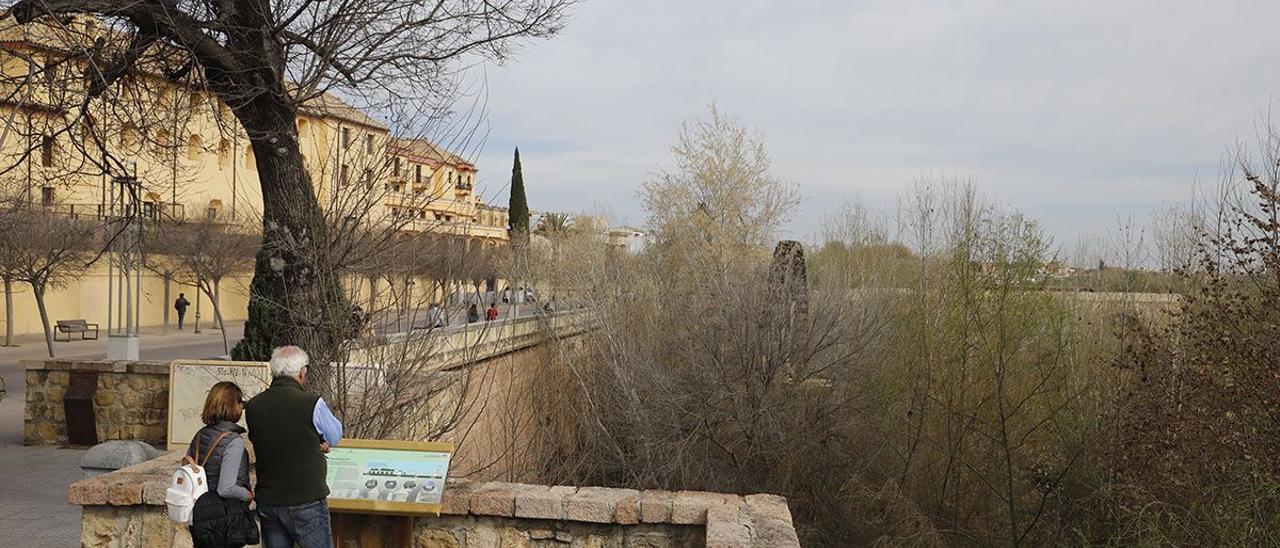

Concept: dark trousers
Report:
left=176, top=310, right=186, bottom=329
left=257, top=499, right=333, bottom=548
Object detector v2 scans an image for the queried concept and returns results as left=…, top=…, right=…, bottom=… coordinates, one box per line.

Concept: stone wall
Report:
left=70, top=452, right=801, bottom=547
left=25, top=360, right=169, bottom=446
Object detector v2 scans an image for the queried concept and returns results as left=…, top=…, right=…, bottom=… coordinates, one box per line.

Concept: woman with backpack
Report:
left=185, top=381, right=259, bottom=547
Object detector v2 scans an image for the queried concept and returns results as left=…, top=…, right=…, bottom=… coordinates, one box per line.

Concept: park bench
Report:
left=55, top=319, right=99, bottom=342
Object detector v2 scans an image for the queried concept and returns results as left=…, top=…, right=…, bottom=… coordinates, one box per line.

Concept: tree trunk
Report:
left=162, top=272, right=171, bottom=335
left=32, top=283, right=53, bottom=358
left=3, top=276, right=14, bottom=347
left=230, top=97, right=348, bottom=396
left=207, top=279, right=229, bottom=356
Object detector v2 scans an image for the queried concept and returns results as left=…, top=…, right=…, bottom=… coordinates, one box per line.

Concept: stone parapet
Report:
left=25, top=360, right=170, bottom=446
left=70, top=451, right=801, bottom=547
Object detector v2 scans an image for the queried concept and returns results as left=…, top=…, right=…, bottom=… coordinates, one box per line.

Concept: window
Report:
left=187, top=134, right=202, bottom=160
left=341, top=127, right=351, bottom=149
left=41, top=186, right=54, bottom=206
left=363, top=168, right=373, bottom=188
left=143, top=201, right=156, bottom=220
left=121, top=124, right=137, bottom=148
left=207, top=207, right=217, bottom=221
left=414, top=165, right=422, bottom=185
left=364, top=134, right=374, bottom=154
left=340, top=164, right=350, bottom=187
left=40, top=135, right=54, bottom=167
left=392, top=157, right=401, bottom=176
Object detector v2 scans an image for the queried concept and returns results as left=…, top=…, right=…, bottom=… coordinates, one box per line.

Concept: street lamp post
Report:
left=106, top=168, right=143, bottom=360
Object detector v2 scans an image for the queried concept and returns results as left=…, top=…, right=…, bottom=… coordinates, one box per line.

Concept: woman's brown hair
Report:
left=201, top=381, right=244, bottom=425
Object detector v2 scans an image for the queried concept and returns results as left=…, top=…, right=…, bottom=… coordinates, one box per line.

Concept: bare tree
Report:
left=4, top=0, right=574, bottom=392
left=151, top=212, right=257, bottom=354
left=0, top=208, right=97, bottom=356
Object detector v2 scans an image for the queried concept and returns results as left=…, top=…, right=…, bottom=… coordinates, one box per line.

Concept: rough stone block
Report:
left=638, top=490, right=674, bottom=523
left=515, top=485, right=573, bottom=520
left=416, top=528, right=461, bottom=548
left=615, top=492, right=640, bottom=525
left=671, top=491, right=736, bottom=525
left=751, top=516, right=801, bottom=547
left=441, top=481, right=477, bottom=515
left=705, top=522, right=750, bottom=548
left=80, top=506, right=121, bottom=548
left=499, top=526, right=531, bottom=548
left=529, top=528, right=556, bottom=540
left=743, top=494, right=792, bottom=525
left=69, top=477, right=111, bottom=505
left=566, top=486, right=630, bottom=524
left=107, top=476, right=145, bottom=505
left=141, top=508, right=175, bottom=546
left=469, top=482, right=519, bottom=517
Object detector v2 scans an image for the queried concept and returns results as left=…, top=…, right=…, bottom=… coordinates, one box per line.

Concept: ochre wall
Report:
left=0, top=261, right=250, bottom=338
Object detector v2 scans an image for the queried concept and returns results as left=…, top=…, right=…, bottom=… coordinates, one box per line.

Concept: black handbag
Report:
left=190, top=492, right=260, bottom=547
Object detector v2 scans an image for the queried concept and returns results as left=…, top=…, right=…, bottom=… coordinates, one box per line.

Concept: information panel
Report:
left=326, top=439, right=454, bottom=516
left=167, top=360, right=271, bottom=451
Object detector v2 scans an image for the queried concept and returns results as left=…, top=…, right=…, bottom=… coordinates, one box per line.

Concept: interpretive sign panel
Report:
left=326, top=439, right=454, bottom=516
left=166, top=360, right=271, bottom=451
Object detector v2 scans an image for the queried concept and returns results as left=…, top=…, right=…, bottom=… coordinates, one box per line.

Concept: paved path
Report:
left=0, top=322, right=243, bottom=547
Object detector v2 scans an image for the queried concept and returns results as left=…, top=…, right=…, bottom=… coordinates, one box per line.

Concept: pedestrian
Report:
left=467, top=303, right=480, bottom=323
left=175, top=293, right=191, bottom=330
left=485, top=303, right=499, bottom=321
left=185, top=381, right=259, bottom=548
left=427, top=303, right=444, bottom=328
left=245, top=346, right=343, bottom=548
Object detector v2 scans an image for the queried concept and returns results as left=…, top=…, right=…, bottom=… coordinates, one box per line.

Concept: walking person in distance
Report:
left=175, top=293, right=191, bottom=330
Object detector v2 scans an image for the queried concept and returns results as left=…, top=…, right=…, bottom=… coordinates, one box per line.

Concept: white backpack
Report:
left=165, top=431, right=230, bottom=524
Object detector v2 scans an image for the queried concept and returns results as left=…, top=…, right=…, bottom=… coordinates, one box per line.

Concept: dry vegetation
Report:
left=514, top=107, right=1280, bottom=546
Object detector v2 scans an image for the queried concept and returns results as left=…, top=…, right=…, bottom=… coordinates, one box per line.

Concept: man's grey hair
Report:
left=269, top=346, right=309, bottom=378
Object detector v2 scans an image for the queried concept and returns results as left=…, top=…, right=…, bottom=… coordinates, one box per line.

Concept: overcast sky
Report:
left=466, top=0, right=1280, bottom=252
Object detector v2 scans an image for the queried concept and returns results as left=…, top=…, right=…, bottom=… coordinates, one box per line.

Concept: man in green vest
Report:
left=245, top=345, right=343, bottom=548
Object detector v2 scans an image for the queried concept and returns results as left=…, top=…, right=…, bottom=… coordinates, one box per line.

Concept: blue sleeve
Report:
left=313, top=397, right=343, bottom=447
left=216, top=437, right=251, bottom=501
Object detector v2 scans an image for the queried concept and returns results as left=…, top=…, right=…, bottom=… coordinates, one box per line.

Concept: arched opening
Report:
left=187, top=134, right=203, bottom=161
left=206, top=199, right=223, bottom=221
left=218, top=139, right=231, bottom=167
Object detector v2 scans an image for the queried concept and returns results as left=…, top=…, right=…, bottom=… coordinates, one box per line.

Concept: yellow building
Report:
left=0, top=16, right=512, bottom=337
left=0, top=15, right=509, bottom=244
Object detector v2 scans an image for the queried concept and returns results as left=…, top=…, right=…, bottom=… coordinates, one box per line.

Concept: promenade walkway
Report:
left=0, top=321, right=243, bottom=547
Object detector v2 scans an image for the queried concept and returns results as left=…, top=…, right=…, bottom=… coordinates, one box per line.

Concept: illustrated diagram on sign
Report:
left=326, top=447, right=451, bottom=505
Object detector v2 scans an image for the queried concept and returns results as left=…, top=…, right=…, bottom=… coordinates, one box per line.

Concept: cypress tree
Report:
left=508, top=147, right=529, bottom=244
left=231, top=247, right=286, bottom=362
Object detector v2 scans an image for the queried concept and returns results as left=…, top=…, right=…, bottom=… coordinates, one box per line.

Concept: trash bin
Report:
left=63, top=371, right=99, bottom=446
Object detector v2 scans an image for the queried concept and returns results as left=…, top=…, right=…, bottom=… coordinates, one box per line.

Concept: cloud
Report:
left=471, top=0, right=1280, bottom=245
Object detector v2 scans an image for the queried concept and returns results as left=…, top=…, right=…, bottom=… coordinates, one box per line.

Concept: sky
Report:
left=465, top=0, right=1280, bottom=254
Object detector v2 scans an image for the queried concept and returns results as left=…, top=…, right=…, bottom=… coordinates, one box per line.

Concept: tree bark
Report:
left=231, top=96, right=348, bottom=395
left=33, top=284, right=53, bottom=358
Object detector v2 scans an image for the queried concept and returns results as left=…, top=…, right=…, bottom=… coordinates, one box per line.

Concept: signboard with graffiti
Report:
left=166, top=359, right=271, bottom=451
